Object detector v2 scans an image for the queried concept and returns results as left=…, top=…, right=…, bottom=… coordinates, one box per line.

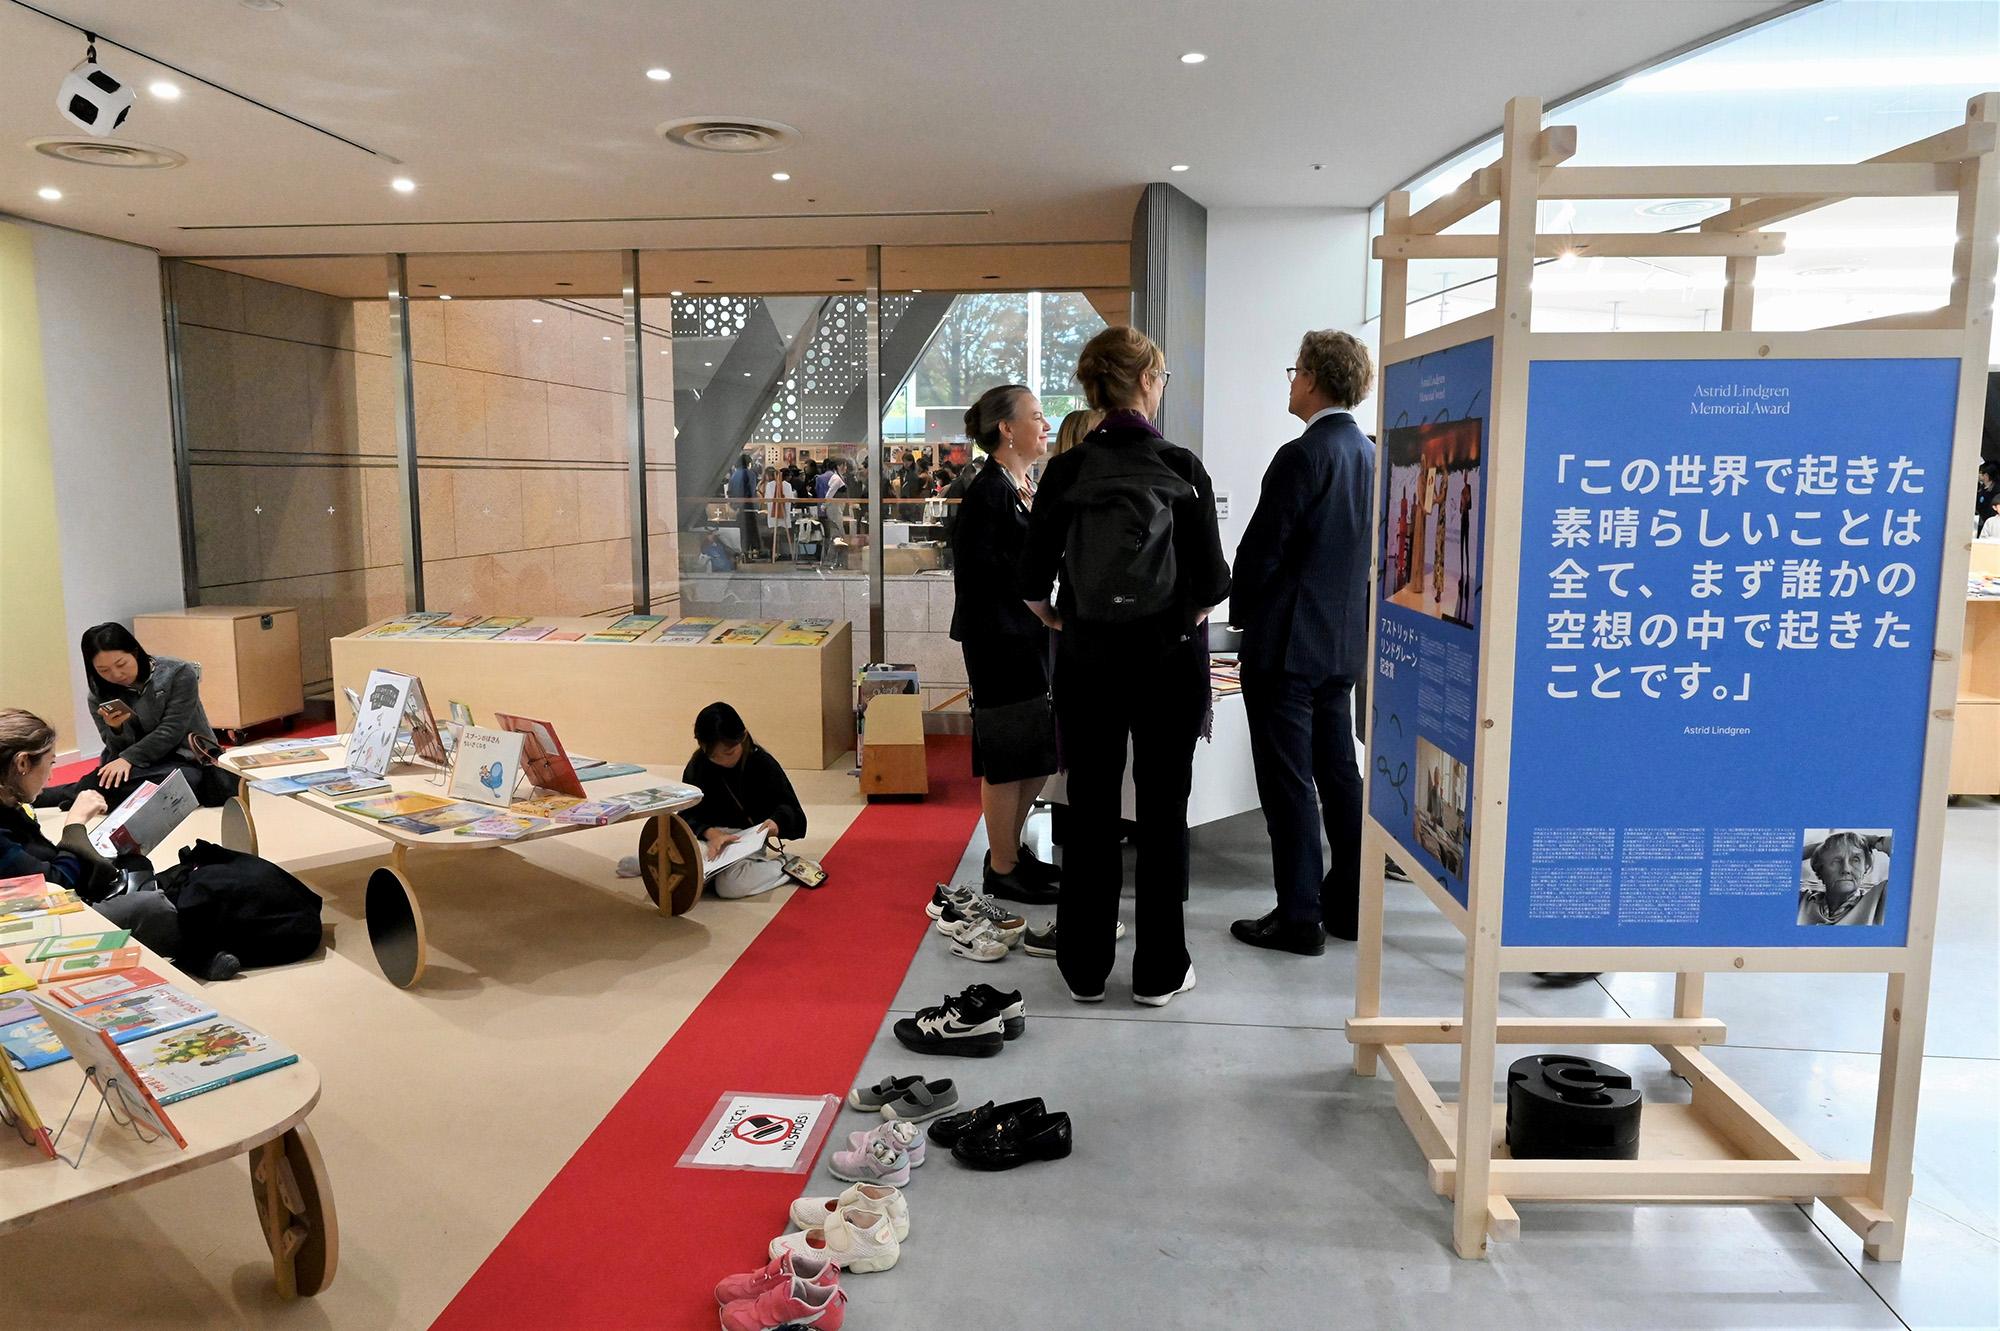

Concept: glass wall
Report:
left=1368, top=0, right=1998, bottom=337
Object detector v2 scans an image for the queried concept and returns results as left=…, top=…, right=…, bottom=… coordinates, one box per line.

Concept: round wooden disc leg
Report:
left=249, top=1122, right=339, bottom=1298
left=220, top=789, right=257, bottom=856
left=364, top=862, right=426, bottom=988
left=638, top=814, right=703, bottom=916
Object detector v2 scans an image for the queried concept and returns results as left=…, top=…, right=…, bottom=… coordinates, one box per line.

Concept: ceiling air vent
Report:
left=657, top=117, right=798, bottom=155
left=31, top=137, right=187, bottom=169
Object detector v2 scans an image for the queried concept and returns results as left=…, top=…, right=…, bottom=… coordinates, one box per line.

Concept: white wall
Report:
left=1201, top=207, right=1373, bottom=615
left=22, top=219, right=183, bottom=755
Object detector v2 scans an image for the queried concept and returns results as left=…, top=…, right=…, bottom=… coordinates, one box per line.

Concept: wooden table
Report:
left=218, top=740, right=704, bottom=989
left=1, top=905, right=334, bottom=1298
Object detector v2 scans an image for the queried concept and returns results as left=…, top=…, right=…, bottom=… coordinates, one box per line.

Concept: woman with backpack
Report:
left=1020, top=326, right=1231, bottom=1007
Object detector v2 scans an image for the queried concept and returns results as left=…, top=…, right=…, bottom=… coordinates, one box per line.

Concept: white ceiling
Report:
left=0, top=0, right=1784, bottom=258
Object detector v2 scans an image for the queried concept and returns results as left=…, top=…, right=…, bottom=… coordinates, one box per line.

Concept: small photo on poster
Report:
left=1414, top=737, right=1470, bottom=880
left=1798, top=829, right=1892, bottom=927
left=1381, top=418, right=1482, bottom=629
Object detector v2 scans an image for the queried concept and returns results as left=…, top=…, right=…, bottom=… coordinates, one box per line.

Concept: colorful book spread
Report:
left=509, top=794, right=582, bottom=819
left=335, top=792, right=457, bottom=821
left=314, top=776, right=392, bottom=798
left=770, top=618, right=836, bottom=646
left=559, top=800, right=633, bottom=826
left=496, top=625, right=555, bottom=642
left=34, top=946, right=143, bottom=985
left=0, top=873, right=48, bottom=903
left=26, top=929, right=132, bottom=962
left=614, top=783, right=703, bottom=813
left=542, top=631, right=585, bottom=642
left=70, top=984, right=216, bottom=1044
left=293, top=767, right=366, bottom=789
left=0, top=1055, right=55, bottom=1156
left=1, top=1019, right=66, bottom=1070
left=660, top=617, right=722, bottom=644
left=581, top=629, right=645, bottom=644
left=122, top=1018, right=299, bottom=1106
left=377, top=802, right=490, bottom=837
left=233, top=747, right=330, bottom=770
left=48, top=966, right=170, bottom=1007
left=453, top=814, right=554, bottom=841
left=0, top=960, right=35, bottom=994
left=0, top=995, right=36, bottom=1027
left=577, top=762, right=647, bottom=782
left=716, top=620, right=781, bottom=645
left=0, top=890, right=83, bottom=923
left=251, top=776, right=310, bottom=795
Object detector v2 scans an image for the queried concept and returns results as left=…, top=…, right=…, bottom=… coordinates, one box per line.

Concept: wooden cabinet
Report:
left=1950, top=543, right=2000, bottom=797
left=132, top=606, right=305, bottom=732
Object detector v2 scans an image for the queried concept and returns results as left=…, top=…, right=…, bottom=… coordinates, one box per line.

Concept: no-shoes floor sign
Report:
left=678, top=1091, right=841, bottom=1173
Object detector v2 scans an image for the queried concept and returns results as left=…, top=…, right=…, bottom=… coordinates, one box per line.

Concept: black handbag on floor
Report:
left=973, top=693, right=1058, bottom=784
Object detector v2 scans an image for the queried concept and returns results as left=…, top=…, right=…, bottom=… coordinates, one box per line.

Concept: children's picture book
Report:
left=449, top=701, right=475, bottom=729
left=0, top=873, right=48, bottom=904
left=27, top=929, right=132, bottom=963
left=453, top=814, right=554, bottom=841
left=703, top=831, right=771, bottom=879
left=0, top=1054, right=56, bottom=1157
left=121, top=1017, right=299, bottom=1106
left=0, top=889, right=82, bottom=923
left=577, top=762, right=647, bottom=782
left=509, top=794, right=582, bottom=819
left=34, top=946, right=143, bottom=985
left=716, top=620, right=781, bottom=645
left=613, top=783, right=704, bottom=813
left=771, top=618, right=836, bottom=647
left=233, top=747, right=330, bottom=770
left=312, top=775, right=392, bottom=799
left=1, top=1016, right=67, bottom=1070
left=88, top=768, right=198, bottom=858
left=495, top=713, right=586, bottom=799
left=0, top=995, right=36, bottom=1027
left=451, top=626, right=507, bottom=639
left=292, top=767, right=369, bottom=789
left=25, top=994, right=186, bottom=1145
left=335, top=792, right=456, bottom=821
left=401, top=673, right=450, bottom=767
left=495, top=625, right=555, bottom=642
left=250, top=776, right=310, bottom=796
left=0, top=916, right=65, bottom=951
left=559, top=799, right=633, bottom=826
left=660, top=616, right=723, bottom=644
left=47, top=966, right=170, bottom=1007
left=71, top=985, right=216, bottom=1043
left=406, top=625, right=461, bottom=639
left=365, top=621, right=420, bottom=638
left=434, top=613, right=485, bottom=630
left=347, top=668, right=414, bottom=777
left=377, top=802, right=489, bottom=837
left=475, top=616, right=531, bottom=631
left=609, top=613, right=667, bottom=633
left=542, top=631, right=585, bottom=642
left=0, top=959, right=36, bottom=994
left=450, top=726, right=526, bottom=808
left=581, top=629, right=644, bottom=644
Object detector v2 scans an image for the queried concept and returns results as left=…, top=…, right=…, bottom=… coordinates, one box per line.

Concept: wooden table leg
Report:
left=220, top=784, right=257, bottom=856
left=250, top=1121, right=338, bottom=1298
left=638, top=814, right=703, bottom=916
left=364, top=845, right=427, bottom=988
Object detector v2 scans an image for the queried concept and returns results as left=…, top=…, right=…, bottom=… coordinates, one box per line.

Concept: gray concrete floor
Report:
left=802, top=800, right=1998, bottom=1331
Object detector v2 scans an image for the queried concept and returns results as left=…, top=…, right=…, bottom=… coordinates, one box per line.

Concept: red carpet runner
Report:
left=433, top=736, right=979, bottom=1330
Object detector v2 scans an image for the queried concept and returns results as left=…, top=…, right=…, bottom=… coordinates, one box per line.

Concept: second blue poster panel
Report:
left=1369, top=336, right=1492, bottom=905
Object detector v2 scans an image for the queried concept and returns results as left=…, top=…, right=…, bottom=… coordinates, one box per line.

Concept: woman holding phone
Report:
left=41, top=623, right=236, bottom=814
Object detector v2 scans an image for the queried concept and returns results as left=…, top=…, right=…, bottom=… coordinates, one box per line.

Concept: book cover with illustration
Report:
left=48, top=966, right=170, bottom=1007
left=717, top=620, right=781, bottom=645
left=1, top=1017, right=66, bottom=1070
left=433, top=613, right=485, bottom=630
left=581, top=629, right=645, bottom=644
left=122, top=1018, right=299, bottom=1106
left=0, top=873, right=48, bottom=904
left=496, top=625, right=555, bottom=642
left=347, top=668, right=414, bottom=776
left=27, top=929, right=131, bottom=963
left=543, top=631, right=586, bottom=642
left=0, top=1054, right=56, bottom=1157
left=0, top=995, right=36, bottom=1027
left=578, top=762, right=647, bottom=782
left=0, top=890, right=82, bottom=924
left=771, top=618, right=836, bottom=647
left=451, top=626, right=507, bottom=639
left=609, top=614, right=667, bottom=633
left=453, top=814, right=555, bottom=841
left=450, top=726, right=526, bottom=808
left=335, top=792, right=456, bottom=821
left=24, top=995, right=187, bottom=1147
left=88, top=769, right=198, bottom=858
left=365, top=621, right=420, bottom=638
left=71, top=985, right=216, bottom=1044
left=34, top=946, right=143, bottom=985
left=495, top=713, right=586, bottom=798
left=559, top=799, right=633, bottom=826
left=234, top=747, right=330, bottom=770
left=0, top=959, right=35, bottom=995
left=406, top=625, right=462, bottom=639
left=379, top=802, right=489, bottom=835
left=509, top=794, right=582, bottom=819
left=612, top=783, right=702, bottom=813
left=313, top=775, right=392, bottom=798
left=660, top=617, right=723, bottom=644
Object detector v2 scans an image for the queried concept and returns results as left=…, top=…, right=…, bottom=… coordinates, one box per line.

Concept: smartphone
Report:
left=96, top=701, right=134, bottom=727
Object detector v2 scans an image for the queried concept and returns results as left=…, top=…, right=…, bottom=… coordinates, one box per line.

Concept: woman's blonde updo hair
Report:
left=0, top=709, right=57, bottom=807
left=1074, top=326, right=1164, bottom=412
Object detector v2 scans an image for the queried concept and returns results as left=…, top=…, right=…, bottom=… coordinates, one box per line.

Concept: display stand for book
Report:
left=1349, top=94, right=1996, bottom=1260
left=47, top=1059, right=166, bottom=1169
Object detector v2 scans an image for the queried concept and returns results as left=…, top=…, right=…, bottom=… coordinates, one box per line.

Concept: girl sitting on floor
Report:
left=679, top=702, right=807, bottom=899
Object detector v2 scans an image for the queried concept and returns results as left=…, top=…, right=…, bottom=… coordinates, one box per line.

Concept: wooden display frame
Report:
left=1349, top=94, right=1997, bottom=1260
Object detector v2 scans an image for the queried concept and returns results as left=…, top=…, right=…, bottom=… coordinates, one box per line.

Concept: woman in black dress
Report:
left=950, top=383, right=1060, bottom=906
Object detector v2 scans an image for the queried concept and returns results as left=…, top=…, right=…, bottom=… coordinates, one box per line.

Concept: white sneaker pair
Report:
left=789, top=1182, right=910, bottom=1242
left=945, top=916, right=1018, bottom=962
left=770, top=1204, right=900, bottom=1273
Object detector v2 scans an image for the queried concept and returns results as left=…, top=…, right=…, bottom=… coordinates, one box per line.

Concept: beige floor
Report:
left=2, top=765, right=867, bottom=1328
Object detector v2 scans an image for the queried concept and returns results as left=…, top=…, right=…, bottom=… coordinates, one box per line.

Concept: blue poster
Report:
left=1503, top=358, right=1959, bottom=948
left=1370, top=337, right=1492, bottom=904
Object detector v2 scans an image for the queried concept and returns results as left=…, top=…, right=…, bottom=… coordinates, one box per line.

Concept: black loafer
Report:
left=1230, top=914, right=1326, bottom=956
left=951, top=1108, right=1073, bottom=1170
left=983, top=853, right=1059, bottom=905
left=1016, top=845, right=1062, bottom=886
left=927, top=1096, right=1045, bottom=1150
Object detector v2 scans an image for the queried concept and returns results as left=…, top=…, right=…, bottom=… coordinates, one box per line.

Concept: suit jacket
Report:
left=949, top=460, right=1042, bottom=642
left=1231, top=411, right=1375, bottom=679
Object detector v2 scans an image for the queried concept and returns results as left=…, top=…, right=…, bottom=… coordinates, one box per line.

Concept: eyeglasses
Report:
left=1285, top=366, right=1304, bottom=381
left=1154, top=369, right=1173, bottom=387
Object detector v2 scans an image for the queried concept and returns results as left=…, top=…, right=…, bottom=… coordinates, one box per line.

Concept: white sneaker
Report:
left=847, top=1118, right=925, bottom=1167
left=790, top=1183, right=909, bottom=1241
left=948, top=919, right=1011, bottom=963
left=1133, top=965, right=1197, bottom=1008
left=827, top=1134, right=910, bottom=1186
left=770, top=1207, right=901, bottom=1273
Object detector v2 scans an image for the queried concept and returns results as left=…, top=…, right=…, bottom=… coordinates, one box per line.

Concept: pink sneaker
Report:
left=827, top=1133, right=909, bottom=1186
left=713, top=1249, right=835, bottom=1306
left=845, top=1118, right=925, bottom=1167
left=720, top=1273, right=847, bottom=1330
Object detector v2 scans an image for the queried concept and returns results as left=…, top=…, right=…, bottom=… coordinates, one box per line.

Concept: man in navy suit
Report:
left=1229, top=331, right=1375, bottom=955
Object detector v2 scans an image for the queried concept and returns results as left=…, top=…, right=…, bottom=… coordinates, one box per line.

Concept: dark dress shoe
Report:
left=952, top=1108, right=1072, bottom=1170
left=983, top=852, right=1059, bottom=905
left=1230, top=914, right=1326, bottom=956
left=927, top=1096, right=1045, bottom=1150
left=1015, top=845, right=1062, bottom=886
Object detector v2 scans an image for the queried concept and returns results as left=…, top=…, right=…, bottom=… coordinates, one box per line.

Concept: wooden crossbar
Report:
left=1374, top=232, right=1784, bottom=261
left=1429, top=1157, right=1872, bottom=1199
left=1347, top=1016, right=1726, bottom=1045
left=1704, top=121, right=1999, bottom=233
left=1540, top=162, right=1954, bottom=201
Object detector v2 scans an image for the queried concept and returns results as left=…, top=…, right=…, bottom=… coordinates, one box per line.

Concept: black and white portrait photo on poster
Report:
left=1414, top=737, right=1470, bottom=880
left=1798, top=829, right=1892, bottom=927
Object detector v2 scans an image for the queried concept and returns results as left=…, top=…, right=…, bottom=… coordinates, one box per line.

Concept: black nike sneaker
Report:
left=892, top=994, right=1005, bottom=1057
left=956, top=983, right=1025, bottom=1039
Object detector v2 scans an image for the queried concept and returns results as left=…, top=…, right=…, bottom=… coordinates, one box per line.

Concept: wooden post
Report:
left=1450, top=94, right=1544, bottom=1261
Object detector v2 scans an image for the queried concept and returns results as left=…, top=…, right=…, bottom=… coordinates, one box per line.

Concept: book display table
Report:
left=1, top=904, right=333, bottom=1299
left=217, top=740, right=702, bottom=988
left=330, top=616, right=855, bottom=771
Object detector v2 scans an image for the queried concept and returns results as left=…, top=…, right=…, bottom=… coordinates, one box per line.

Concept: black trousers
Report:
left=1243, top=665, right=1364, bottom=936
left=49, top=757, right=236, bottom=815
left=1054, top=628, right=1207, bottom=997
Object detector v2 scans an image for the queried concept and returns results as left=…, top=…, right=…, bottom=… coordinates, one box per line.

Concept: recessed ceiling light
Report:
left=530, top=317, right=543, bottom=323
left=771, top=172, right=791, bottom=182
left=743, top=372, right=752, bottom=377
left=391, top=177, right=416, bottom=193
left=148, top=81, right=181, bottom=100
left=660, top=349, right=668, bottom=354
left=438, top=293, right=452, bottom=300
left=37, top=187, right=61, bottom=201
left=602, top=335, right=612, bottom=341
left=912, top=288, right=923, bottom=293
left=646, top=67, right=671, bottom=81
left=669, top=289, right=683, bottom=296
left=1180, top=52, right=1207, bottom=64
left=704, top=361, right=713, bottom=367
left=1170, top=163, right=1190, bottom=172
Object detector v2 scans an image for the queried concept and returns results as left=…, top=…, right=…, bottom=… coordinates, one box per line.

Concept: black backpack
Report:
left=154, top=839, right=324, bottom=974
left=1062, top=439, right=1195, bottom=623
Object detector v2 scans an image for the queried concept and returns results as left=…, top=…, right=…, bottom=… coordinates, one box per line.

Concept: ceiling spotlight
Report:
left=148, top=81, right=181, bottom=100
left=645, top=67, right=671, bottom=81
left=602, top=335, right=612, bottom=341
left=58, top=36, right=134, bottom=137
left=530, top=317, right=543, bottom=323
left=743, top=371, right=752, bottom=377
left=438, top=293, right=453, bottom=300
left=669, top=289, right=683, bottom=296
left=391, top=177, right=416, bottom=193
left=704, top=361, right=713, bottom=367
left=1180, top=52, right=1207, bottom=64
left=1170, top=163, right=1190, bottom=172
left=37, top=187, right=62, bottom=201
left=912, top=288, right=923, bottom=293
left=771, top=172, right=790, bottom=182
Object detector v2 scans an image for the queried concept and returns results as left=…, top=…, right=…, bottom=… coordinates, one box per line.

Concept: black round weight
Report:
left=1505, top=1053, right=1642, bottom=1160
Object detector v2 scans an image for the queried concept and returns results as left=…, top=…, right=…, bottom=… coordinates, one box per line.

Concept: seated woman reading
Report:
left=680, top=702, right=807, bottom=900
